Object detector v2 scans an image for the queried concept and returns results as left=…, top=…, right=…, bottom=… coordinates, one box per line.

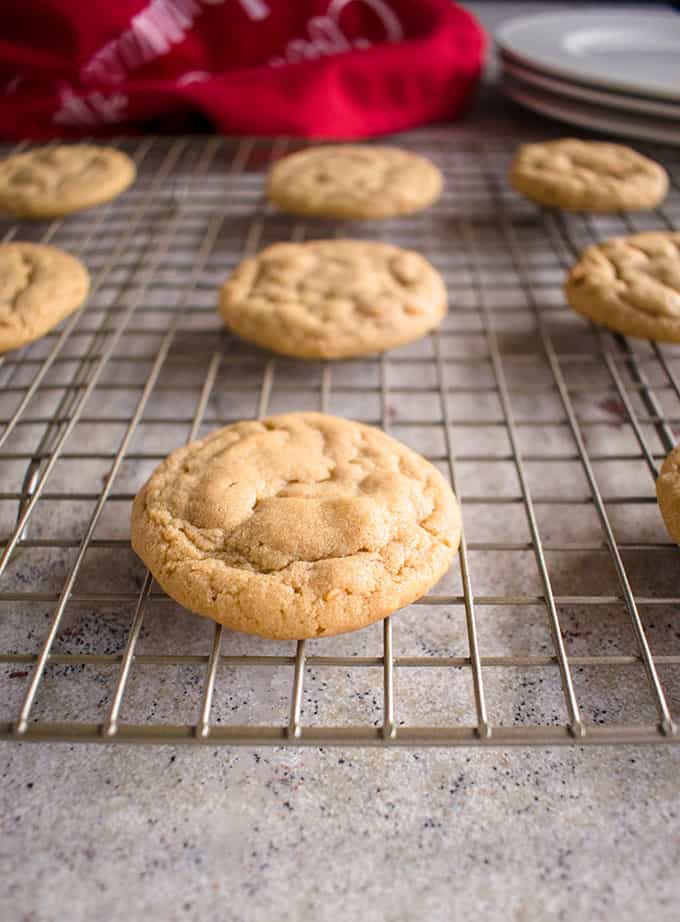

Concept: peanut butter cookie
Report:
left=565, top=232, right=680, bottom=342
left=0, top=242, right=89, bottom=352
left=0, top=144, right=136, bottom=218
left=510, top=139, right=668, bottom=211
left=219, top=239, right=447, bottom=359
left=267, top=145, right=442, bottom=219
left=131, top=412, right=461, bottom=640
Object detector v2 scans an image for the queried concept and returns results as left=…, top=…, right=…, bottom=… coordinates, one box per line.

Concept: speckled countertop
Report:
left=3, top=744, right=680, bottom=920
left=3, top=3, right=680, bottom=920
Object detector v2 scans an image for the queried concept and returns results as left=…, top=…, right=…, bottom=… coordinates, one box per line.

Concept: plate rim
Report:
left=501, top=53, right=680, bottom=120
left=496, top=9, right=680, bottom=103
left=501, top=74, right=680, bottom=147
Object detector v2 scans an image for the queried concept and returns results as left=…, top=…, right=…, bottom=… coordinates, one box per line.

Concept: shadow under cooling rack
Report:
left=1, top=131, right=680, bottom=746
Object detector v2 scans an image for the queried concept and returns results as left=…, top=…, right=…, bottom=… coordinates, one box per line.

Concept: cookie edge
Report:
left=657, top=445, right=680, bottom=545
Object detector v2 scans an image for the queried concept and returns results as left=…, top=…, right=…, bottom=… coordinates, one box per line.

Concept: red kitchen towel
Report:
left=0, top=0, right=485, bottom=139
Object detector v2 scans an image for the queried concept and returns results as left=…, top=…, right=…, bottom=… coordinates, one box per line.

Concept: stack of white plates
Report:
left=496, top=10, right=680, bottom=146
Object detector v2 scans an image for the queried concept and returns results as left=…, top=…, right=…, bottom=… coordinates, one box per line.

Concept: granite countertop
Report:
left=3, top=743, right=679, bottom=920
left=3, top=4, right=680, bottom=921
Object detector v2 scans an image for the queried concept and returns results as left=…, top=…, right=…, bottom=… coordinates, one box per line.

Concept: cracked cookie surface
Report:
left=565, top=232, right=680, bottom=342
left=509, top=139, right=668, bottom=211
left=657, top=445, right=680, bottom=545
left=267, top=145, right=442, bottom=219
left=131, top=412, right=461, bottom=639
left=219, top=240, right=447, bottom=359
left=0, top=144, right=136, bottom=218
left=0, top=242, right=89, bottom=353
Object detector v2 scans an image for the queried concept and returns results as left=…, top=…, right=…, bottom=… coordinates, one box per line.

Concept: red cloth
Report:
left=0, top=0, right=485, bottom=139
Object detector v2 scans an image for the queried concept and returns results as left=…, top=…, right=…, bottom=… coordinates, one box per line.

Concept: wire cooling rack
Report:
left=1, top=130, right=680, bottom=747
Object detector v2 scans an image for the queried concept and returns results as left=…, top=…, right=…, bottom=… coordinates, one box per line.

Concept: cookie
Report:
left=565, top=232, right=680, bottom=342
left=0, top=144, right=136, bottom=218
left=131, top=412, right=461, bottom=640
left=0, top=242, right=90, bottom=353
left=657, top=445, right=680, bottom=544
left=219, top=239, right=447, bottom=359
left=267, top=145, right=442, bottom=219
left=509, top=139, right=668, bottom=211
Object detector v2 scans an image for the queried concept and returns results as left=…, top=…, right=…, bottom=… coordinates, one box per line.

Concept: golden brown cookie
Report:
left=509, top=139, right=668, bottom=211
left=218, top=239, right=447, bottom=359
left=0, top=144, right=136, bottom=218
left=267, top=145, right=442, bottom=219
left=565, top=232, right=680, bottom=342
left=657, top=445, right=680, bottom=544
left=131, top=412, right=461, bottom=640
left=0, top=242, right=89, bottom=353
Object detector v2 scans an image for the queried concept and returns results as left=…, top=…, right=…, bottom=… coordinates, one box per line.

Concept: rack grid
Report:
left=1, top=129, right=680, bottom=746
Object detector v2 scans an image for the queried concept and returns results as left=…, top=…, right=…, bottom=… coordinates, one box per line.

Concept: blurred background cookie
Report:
left=509, top=139, right=668, bottom=211
left=0, top=144, right=135, bottom=218
left=267, top=145, right=442, bottom=219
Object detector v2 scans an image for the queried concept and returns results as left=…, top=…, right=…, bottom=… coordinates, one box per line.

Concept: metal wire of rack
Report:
left=1, top=129, right=680, bottom=746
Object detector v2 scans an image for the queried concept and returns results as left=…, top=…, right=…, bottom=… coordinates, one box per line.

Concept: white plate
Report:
left=500, top=54, right=680, bottom=121
left=496, top=10, right=680, bottom=102
left=501, top=75, right=680, bottom=147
